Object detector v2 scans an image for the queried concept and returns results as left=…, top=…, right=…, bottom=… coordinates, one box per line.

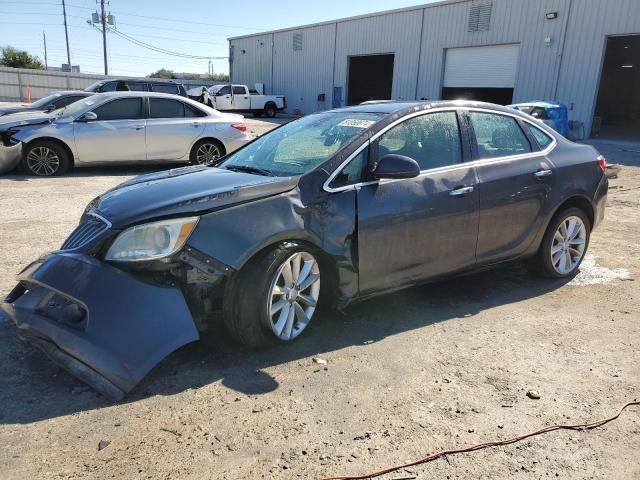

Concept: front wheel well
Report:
left=24, top=137, right=75, bottom=168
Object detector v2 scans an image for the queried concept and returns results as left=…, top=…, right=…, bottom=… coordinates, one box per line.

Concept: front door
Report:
left=232, top=85, right=250, bottom=110
left=213, top=85, right=233, bottom=110
left=357, top=110, right=479, bottom=294
left=145, top=97, right=205, bottom=160
left=466, top=110, right=556, bottom=264
left=73, top=97, right=146, bottom=163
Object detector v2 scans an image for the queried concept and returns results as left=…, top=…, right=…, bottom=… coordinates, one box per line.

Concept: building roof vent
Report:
left=293, top=32, right=303, bottom=51
left=468, top=2, right=492, bottom=32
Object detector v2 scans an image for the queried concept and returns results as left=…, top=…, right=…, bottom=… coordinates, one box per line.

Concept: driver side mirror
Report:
left=77, top=111, right=98, bottom=122
left=44, top=103, right=57, bottom=112
left=373, top=154, right=420, bottom=180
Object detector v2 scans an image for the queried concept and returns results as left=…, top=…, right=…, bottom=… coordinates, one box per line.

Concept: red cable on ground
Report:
left=320, top=400, right=639, bottom=480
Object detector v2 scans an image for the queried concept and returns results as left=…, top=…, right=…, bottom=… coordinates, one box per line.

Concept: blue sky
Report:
left=0, top=0, right=438, bottom=77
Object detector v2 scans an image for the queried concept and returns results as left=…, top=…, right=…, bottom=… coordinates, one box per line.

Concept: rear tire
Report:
left=223, top=243, right=322, bottom=347
left=22, top=140, right=70, bottom=176
left=264, top=103, right=277, bottom=118
left=190, top=139, right=225, bottom=166
left=532, top=207, right=590, bottom=278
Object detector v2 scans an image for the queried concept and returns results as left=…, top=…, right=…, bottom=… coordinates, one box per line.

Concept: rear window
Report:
left=469, top=111, right=531, bottom=158
left=233, top=86, right=247, bottom=95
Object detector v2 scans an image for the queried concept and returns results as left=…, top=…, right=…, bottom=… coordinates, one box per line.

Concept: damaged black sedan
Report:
left=2, top=101, right=608, bottom=400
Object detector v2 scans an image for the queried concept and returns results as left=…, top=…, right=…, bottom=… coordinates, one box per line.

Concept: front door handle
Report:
left=450, top=186, right=474, bottom=197
left=192, top=122, right=203, bottom=127
left=534, top=169, right=553, bottom=178
left=133, top=125, right=145, bottom=130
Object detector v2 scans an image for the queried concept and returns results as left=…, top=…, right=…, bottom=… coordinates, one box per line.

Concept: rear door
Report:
left=145, top=97, right=205, bottom=160
left=467, top=109, right=556, bottom=264
left=232, top=85, right=250, bottom=110
left=73, top=97, right=146, bottom=163
left=356, top=110, right=479, bottom=294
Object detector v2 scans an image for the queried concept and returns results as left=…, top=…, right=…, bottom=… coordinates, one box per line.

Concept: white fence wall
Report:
left=0, top=66, right=220, bottom=102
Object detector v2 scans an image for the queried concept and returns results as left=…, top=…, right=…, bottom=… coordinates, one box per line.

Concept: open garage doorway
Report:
left=347, top=54, right=394, bottom=105
left=593, top=35, right=640, bottom=140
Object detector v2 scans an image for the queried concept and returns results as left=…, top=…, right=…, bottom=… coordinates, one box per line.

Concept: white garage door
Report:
left=443, top=44, right=520, bottom=88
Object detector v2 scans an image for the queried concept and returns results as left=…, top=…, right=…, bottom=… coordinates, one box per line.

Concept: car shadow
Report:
left=0, top=262, right=573, bottom=425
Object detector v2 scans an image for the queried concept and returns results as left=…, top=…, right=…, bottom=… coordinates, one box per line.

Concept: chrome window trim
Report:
left=322, top=106, right=558, bottom=194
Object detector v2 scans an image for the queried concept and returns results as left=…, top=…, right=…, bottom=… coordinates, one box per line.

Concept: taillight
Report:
left=231, top=123, right=246, bottom=132
left=597, top=155, right=607, bottom=173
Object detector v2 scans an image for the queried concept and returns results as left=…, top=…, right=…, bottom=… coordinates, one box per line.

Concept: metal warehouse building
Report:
left=229, top=0, right=640, bottom=140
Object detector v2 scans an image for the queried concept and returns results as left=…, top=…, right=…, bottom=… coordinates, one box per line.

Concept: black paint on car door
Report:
left=356, top=110, right=479, bottom=294
left=466, top=110, right=555, bottom=264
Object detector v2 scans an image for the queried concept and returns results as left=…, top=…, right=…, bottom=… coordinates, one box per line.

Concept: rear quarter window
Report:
left=525, top=123, right=554, bottom=149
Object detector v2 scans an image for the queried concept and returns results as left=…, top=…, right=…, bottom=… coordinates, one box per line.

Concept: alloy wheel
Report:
left=26, top=146, right=60, bottom=176
left=550, top=215, right=586, bottom=275
left=267, top=251, right=320, bottom=340
left=195, top=142, right=221, bottom=165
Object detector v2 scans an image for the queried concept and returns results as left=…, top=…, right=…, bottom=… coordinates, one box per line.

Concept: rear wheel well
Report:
left=24, top=137, right=74, bottom=168
left=552, top=195, right=594, bottom=228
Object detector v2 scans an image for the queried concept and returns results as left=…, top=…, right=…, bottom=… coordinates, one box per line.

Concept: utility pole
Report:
left=62, top=0, right=71, bottom=69
left=100, top=0, right=108, bottom=75
left=43, top=31, right=48, bottom=70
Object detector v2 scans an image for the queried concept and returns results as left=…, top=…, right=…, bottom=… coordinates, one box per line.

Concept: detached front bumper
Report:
left=0, top=142, right=22, bottom=174
left=2, top=253, right=199, bottom=401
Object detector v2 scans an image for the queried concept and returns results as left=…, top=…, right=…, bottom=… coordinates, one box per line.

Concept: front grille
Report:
left=60, top=215, right=109, bottom=250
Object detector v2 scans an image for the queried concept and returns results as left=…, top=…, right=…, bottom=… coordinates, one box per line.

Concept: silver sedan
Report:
left=0, top=92, right=253, bottom=176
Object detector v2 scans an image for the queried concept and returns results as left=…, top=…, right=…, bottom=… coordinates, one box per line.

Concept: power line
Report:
left=108, top=28, right=228, bottom=59
left=108, top=10, right=264, bottom=30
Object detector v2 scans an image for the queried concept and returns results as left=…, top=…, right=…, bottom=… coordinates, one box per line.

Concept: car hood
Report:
left=0, top=111, right=53, bottom=130
left=89, top=165, right=299, bottom=228
left=0, top=105, right=32, bottom=116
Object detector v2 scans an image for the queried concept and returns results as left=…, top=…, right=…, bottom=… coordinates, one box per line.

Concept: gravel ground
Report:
left=0, top=129, right=638, bottom=480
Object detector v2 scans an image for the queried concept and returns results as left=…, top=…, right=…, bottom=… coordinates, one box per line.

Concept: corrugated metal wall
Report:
left=229, top=0, right=639, bottom=133
left=229, top=34, right=273, bottom=95
left=272, top=24, right=336, bottom=114
left=0, top=66, right=220, bottom=102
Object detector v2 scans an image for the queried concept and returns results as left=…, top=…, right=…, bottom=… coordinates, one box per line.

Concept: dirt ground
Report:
left=0, top=126, right=638, bottom=480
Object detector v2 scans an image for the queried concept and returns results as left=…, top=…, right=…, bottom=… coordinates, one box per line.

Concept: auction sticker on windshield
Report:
left=337, top=119, right=376, bottom=128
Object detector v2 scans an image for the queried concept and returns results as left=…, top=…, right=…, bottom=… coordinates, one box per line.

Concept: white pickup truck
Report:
left=206, top=84, right=286, bottom=118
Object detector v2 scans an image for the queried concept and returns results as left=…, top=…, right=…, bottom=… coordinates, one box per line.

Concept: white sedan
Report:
left=0, top=92, right=253, bottom=176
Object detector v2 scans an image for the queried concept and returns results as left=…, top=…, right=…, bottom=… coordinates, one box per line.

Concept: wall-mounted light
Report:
left=544, top=36, right=553, bottom=47
left=621, top=64, right=634, bottom=68
left=545, top=12, right=558, bottom=20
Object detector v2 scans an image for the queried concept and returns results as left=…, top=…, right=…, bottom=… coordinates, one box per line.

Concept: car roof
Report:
left=327, top=100, right=535, bottom=117
left=94, top=78, right=183, bottom=84
left=97, top=91, right=192, bottom=100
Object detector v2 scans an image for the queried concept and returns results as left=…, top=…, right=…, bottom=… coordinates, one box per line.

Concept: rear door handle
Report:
left=192, top=122, right=203, bottom=127
left=450, top=186, right=474, bottom=197
left=133, top=125, right=145, bottom=130
left=534, top=169, right=553, bottom=178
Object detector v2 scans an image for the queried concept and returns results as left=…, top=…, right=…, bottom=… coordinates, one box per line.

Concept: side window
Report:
left=184, top=103, right=206, bottom=117
left=127, top=82, right=148, bottom=92
left=524, top=123, right=553, bottom=149
left=469, top=112, right=531, bottom=158
left=57, top=96, right=83, bottom=108
left=152, top=83, right=179, bottom=94
left=217, top=85, right=231, bottom=96
left=377, top=111, right=462, bottom=170
left=330, top=149, right=367, bottom=188
left=99, top=81, right=117, bottom=92
left=149, top=98, right=185, bottom=118
left=92, top=98, right=143, bottom=121
left=233, top=86, right=247, bottom=95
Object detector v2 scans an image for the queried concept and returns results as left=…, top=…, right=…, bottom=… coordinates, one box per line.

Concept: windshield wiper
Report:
left=224, top=165, right=275, bottom=176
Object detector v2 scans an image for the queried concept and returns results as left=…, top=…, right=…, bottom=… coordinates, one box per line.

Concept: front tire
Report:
left=22, top=140, right=70, bottom=176
left=534, top=207, right=590, bottom=278
left=223, top=244, right=321, bottom=347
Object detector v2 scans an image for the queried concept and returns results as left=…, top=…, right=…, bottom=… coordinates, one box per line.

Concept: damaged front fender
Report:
left=2, top=253, right=199, bottom=400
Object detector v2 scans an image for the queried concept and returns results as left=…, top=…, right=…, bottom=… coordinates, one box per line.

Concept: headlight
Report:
left=105, top=217, right=199, bottom=262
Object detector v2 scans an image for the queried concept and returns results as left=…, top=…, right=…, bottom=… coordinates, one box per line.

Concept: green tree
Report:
left=0, top=46, right=44, bottom=69
left=148, top=68, right=175, bottom=78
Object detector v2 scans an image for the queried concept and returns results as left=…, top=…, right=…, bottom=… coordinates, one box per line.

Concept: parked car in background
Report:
left=508, top=101, right=570, bottom=137
left=1, top=101, right=608, bottom=398
left=0, top=91, right=93, bottom=117
left=85, top=78, right=188, bottom=97
left=207, top=84, right=286, bottom=117
left=0, top=92, right=251, bottom=176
